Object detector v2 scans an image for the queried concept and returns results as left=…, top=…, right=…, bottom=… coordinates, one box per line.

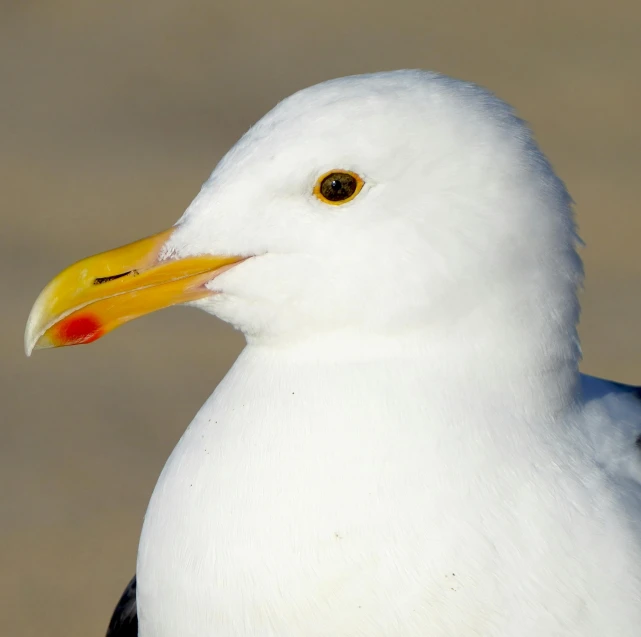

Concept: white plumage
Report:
left=133, top=70, right=641, bottom=635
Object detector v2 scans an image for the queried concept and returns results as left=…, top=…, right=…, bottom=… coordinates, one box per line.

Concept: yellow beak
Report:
left=25, top=227, right=245, bottom=355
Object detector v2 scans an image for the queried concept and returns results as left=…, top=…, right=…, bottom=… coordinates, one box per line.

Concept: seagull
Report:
left=25, top=70, right=641, bottom=636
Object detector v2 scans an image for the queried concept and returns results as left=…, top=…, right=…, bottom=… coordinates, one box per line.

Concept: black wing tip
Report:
left=106, top=575, right=138, bottom=637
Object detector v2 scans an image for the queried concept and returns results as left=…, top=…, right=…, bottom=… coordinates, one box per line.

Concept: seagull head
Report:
left=25, top=70, right=583, bottom=355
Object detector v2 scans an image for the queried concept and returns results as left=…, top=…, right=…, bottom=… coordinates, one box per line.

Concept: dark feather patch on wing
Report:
left=106, top=575, right=137, bottom=637
left=609, top=381, right=641, bottom=402
left=609, top=381, right=641, bottom=452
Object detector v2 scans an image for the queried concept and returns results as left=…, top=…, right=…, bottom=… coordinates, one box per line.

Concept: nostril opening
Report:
left=93, top=270, right=135, bottom=285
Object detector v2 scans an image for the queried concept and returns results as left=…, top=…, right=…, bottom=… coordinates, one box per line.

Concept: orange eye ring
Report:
left=313, top=170, right=364, bottom=205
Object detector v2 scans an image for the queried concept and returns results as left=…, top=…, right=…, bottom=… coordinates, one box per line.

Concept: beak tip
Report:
left=24, top=325, right=39, bottom=357
left=25, top=300, right=48, bottom=357
left=24, top=321, right=37, bottom=358
left=24, top=337, right=35, bottom=358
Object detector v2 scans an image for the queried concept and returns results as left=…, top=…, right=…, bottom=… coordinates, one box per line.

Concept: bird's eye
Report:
left=314, top=170, right=364, bottom=205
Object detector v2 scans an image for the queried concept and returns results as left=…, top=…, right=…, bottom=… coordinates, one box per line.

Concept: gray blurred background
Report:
left=2, top=1, right=640, bottom=635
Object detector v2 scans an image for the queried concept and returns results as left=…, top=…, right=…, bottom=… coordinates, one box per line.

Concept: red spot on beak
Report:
left=55, top=313, right=104, bottom=345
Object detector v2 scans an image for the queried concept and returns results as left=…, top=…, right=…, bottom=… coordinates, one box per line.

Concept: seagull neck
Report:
left=244, top=322, right=581, bottom=421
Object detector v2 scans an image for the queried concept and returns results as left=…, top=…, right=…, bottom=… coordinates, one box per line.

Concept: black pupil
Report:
left=320, top=173, right=357, bottom=202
